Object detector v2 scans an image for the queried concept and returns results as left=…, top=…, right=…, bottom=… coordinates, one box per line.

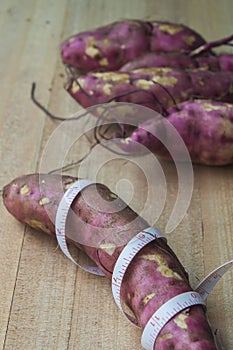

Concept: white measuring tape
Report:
left=112, top=227, right=164, bottom=324
left=141, top=291, right=206, bottom=349
left=55, top=179, right=104, bottom=276
left=55, top=180, right=233, bottom=350
left=195, top=260, right=233, bottom=300
left=112, top=228, right=233, bottom=350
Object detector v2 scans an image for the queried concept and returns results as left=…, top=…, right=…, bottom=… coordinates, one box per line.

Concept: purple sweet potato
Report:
left=3, top=173, right=217, bottom=349
left=149, top=20, right=206, bottom=53
left=66, top=67, right=233, bottom=111
left=120, top=52, right=233, bottom=72
left=61, top=20, right=206, bottom=72
left=61, top=20, right=151, bottom=72
left=117, top=99, right=233, bottom=166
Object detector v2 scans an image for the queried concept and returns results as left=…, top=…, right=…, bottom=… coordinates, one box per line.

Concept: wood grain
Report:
left=0, top=1, right=232, bottom=349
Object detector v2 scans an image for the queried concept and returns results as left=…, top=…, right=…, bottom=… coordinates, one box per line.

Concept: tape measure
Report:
left=55, top=179, right=104, bottom=276
left=55, top=180, right=233, bottom=350
left=141, top=291, right=206, bottom=349
left=195, top=260, right=233, bottom=300
left=112, top=229, right=232, bottom=349
left=112, top=227, right=164, bottom=325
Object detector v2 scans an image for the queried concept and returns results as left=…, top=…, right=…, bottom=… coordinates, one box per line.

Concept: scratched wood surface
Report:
left=0, top=0, right=232, bottom=349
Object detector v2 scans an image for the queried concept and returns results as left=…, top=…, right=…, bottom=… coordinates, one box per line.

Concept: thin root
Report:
left=190, top=33, right=233, bottom=57
left=31, top=82, right=92, bottom=122
left=48, top=141, right=98, bottom=174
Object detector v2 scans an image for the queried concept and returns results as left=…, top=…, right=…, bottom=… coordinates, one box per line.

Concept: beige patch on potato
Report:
left=135, top=79, right=153, bottom=90
left=158, top=24, right=184, bottom=35
left=184, top=35, right=196, bottom=46
left=64, top=181, right=76, bottom=190
left=160, top=333, right=173, bottom=340
left=103, top=83, right=113, bottom=95
left=201, top=101, right=223, bottom=112
left=135, top=75, right=177, bottom=89
left=68, top=36, right=76, bottom=44
left=86, top=46, right=100, bottom=58
left=198, top=78, right=205, bottom=86
left=142, top=293, right=155, bottom=306
left=20, top=185, right=30, bottom=195
left=71, top=81, right=80, bottom=94
left=39, top=197, right=50, bottom=206
left=99, top=57, right=109, bottom=66
left=219, top=118, right=233, bottom=139
left=134, top=67, right=172, bottom=75
left=102, top=38, right=110, bottom=47
left=200, top=64, right=209, bottom=70
left=12, top=183, right=19, bottom=189
left=174, top=313, right=188, bottom=329
left=29, top=220, right=51, bottom=234
left=139, top=254, right=182, bottom=280
left=121, top=300, right=137, bottom=321
left=85, top=36, right=100, bottom=58
left=181, top=91, right=188, bottom=99
left=126, top=20, right=142, bottom=27
left=93, top=72, right=129, bottom=83
left=99, top=242, right=116, bottom=255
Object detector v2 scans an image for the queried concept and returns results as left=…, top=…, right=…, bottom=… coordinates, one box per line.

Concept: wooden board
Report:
left=0, top=0, right=232, bottom=349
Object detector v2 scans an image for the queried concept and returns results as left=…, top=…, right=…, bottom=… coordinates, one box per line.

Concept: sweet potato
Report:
left=66, top=67, right=233, bottom=111
left=60, top=20, right=206, bottom=72
left=116, top=99, right=233, bottom=166
left=3, top=173, right=217, bottom=349
left=149, top=20, right=206, bottom=54
left=61, top=20, right=151, bottom=73
left=120, top=52, right=233, bottom=72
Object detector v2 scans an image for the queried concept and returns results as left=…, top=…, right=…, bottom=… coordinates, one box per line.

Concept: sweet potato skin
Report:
left=61, top=20, right=151, bottom=72
left=61, top=20, right=206, bottom=72
left=3, top=173, right=217, bottom=349
left=66, top=67, right=233, bottom=111
left=120, top=52, right=233, bottom=72
left=149, top=21, right=206, bottom=53
left=118, top=100, right=233, bottom=165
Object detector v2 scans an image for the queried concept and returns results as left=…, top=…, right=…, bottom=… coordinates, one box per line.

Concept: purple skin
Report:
left=149, top=20, right=206, bottom=53
left=66, top=68, right=233, bottom=111
left=3, top=173, right=217, bottom=349
left=60, top=20, right=206, bottom=72
left=120, top=52, right=233, bottom=72
left=60, top=20, right=151, bottom=72
left=118, top=100, right=233, bottom=166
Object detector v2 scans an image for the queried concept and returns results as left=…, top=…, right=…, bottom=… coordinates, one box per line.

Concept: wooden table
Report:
left=0, top=1, right=232, bottom=349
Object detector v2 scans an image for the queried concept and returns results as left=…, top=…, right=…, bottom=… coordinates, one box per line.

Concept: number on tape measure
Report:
left=195, top=259, right=233, bottom=300
left=55, top=179, right=233, bottom=350
left=112, top=227, right=164, bottom=324
left=55, top=179, right=104, bottom=276
left=141, top=260, right=233, bottom=350
left=141, top=292, right=205, bottom=350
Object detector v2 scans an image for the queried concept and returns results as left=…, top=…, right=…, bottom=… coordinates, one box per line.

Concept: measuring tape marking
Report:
left=55, top=179, right=105, bottom=276
left=55, top=179, right=233, bottom=349
left=141, top=291, right=206, bottom=350
left=111, top=227, right=164, bottom=324
left=195, top=260, right=233, bottom=300
left=141, top=260, right=233, bottom=350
